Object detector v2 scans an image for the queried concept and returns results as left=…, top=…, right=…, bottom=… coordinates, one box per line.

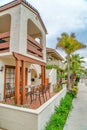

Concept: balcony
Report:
left=0, top=32, right=10, bottom=53
left=27, top=35, right=43, bottom=59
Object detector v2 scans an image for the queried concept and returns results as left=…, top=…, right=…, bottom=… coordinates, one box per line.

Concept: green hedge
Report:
left=45, top=92, right=73, bottom=130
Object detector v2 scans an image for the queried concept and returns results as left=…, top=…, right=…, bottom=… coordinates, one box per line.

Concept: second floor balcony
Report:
left=0, top=32, right=43, bottom=59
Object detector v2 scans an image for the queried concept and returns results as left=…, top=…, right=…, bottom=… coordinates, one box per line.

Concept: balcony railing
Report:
left=0, top=32, right=10, bottom=53
left=27, top=35, right=43, bottom=59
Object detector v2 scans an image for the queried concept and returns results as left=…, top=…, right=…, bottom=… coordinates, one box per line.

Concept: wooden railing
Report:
left=0, top=32, right=10, bottom=53
left=27, top=35, right=43, bottom=59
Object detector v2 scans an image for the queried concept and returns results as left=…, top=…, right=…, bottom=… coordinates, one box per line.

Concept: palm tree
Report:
left=69, top=54, right=85, bottom=87
left=56, top=32, right=86, bottom=90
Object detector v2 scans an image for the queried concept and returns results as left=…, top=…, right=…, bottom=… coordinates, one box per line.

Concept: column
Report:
left=15, top=59, right=20, bottom=104
left=41, top=65, right=46, bottom=85
left=21, top=61, right=26, bottom=105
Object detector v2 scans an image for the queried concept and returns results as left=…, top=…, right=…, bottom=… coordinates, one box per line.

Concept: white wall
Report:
left=0, top=57, right=16, bottom=100
left=46, top=69, right=57, bottom=92
left=0, top=87, right=66, bottom=130
left=0, top=61, right=4, bottom=100
left=0, top=4, right=46, bottom=63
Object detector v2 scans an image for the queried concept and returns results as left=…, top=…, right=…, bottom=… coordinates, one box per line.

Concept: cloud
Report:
left=0, top=0, right=87, bottom=63
left=0, top=0, right=12, bottom=6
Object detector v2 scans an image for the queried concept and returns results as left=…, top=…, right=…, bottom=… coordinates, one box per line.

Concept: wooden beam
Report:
left=41, top=65, right=46, bottom=85
left=13, top=52, right=45, bottom=66
left=15, top=60, right=20, bottom=104
left=0, top=32, right=10, bottom=39
left=21, top=61, right=26, bottom=105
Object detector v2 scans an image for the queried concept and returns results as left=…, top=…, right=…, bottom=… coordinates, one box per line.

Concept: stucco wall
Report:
left=0, top=87, right=66, bottom=130
left=47, top=60, right=65, bottom=69
left=46, top=69, right=57, bottom=92
left=0, top=57, right=16, bottom=100
left=0, top=4, right=46, bottom=62
left=0, top=61, right=4, bottom=100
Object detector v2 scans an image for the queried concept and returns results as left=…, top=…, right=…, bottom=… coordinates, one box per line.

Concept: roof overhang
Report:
left=46, top=48, right=64, bottom=61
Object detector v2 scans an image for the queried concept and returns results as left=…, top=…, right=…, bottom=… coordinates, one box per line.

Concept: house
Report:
left=46, top=48, right=65, bottom=92
left=46, top=48, right=65, bottom=69
left=0, top=0, right=47, bottom=105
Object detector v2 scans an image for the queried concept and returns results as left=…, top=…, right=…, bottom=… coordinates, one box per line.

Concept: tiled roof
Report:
left=46, top=47, right=64, bottom=60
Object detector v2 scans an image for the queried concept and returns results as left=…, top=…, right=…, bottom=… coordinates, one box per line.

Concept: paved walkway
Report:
left=64, top=80, right=87, bottom=130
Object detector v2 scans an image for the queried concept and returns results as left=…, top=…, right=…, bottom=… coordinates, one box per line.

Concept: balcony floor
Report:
left=1, top=92, right=56, bottom=109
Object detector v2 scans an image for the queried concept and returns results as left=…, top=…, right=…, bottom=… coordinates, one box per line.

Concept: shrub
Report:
left=54, top=84, right=62, bottom=93
left=68, top=86, right=78, bottom=98
left=45, top=93, right=73, bottom=130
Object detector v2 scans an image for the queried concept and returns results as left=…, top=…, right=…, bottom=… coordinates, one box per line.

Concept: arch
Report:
left=0, top=14, right=11, bottom=33
left=27, top=19, right=42, bottom=43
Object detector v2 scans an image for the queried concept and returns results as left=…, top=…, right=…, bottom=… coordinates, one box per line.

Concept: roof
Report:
left=46, top=47, right=64, bottom=61
left=0, top=0, right=47, bottom=34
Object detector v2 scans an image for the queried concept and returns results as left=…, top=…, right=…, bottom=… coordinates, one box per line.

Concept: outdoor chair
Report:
left=5, top=83, right=13, bottom=101
left=45, top=83, right=51, bottom=97
left=25, top=85, right=34, bottom=104
left=33, top=84, right=47, bottom=105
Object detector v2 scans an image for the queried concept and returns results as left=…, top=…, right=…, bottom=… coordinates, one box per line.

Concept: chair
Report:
left=33, top=84, right=47, bottom=105
left=25, top=85, right=35, bottom=104
left=45, top=83, right=51, bottom=97
left=5, top=83, right=12, bottom=100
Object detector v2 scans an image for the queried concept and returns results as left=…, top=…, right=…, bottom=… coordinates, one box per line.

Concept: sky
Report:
left=0, top=0, right=87, bottom=65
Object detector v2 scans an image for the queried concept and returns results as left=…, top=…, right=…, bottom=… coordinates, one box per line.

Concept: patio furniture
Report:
left=33, top=84, right=47, bottom=105
left=5, top=83, right=14, bottom=101
left=45, top=83, right=51, bottom=97
left=26, top=85, right=35, bottom=104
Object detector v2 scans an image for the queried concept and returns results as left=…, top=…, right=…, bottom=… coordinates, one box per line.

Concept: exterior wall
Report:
left=0, top=61, right=4, bottom=100
left=0, top=4, right=46, bottom=62
left=0, top=87, right=66, bottom=130
left=28, top=64, right=41, bottom=85
left=0, top=57, right=16, bottom=100
left=19, top=5, right=46, bottom=62
left=0, top=5, right=21, bottom=52
left=47, top=60, right=65, bottom=69
left=46, top=69, right=57, bottom=92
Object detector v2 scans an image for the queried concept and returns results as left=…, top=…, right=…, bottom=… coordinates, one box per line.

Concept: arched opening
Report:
left=0, top=14, right=11, bottom=52
left=27, top=19, right=43, bottom=59
left=0, top=14, right=11, bottom=33
left=27, top=19, right=42, bottom=43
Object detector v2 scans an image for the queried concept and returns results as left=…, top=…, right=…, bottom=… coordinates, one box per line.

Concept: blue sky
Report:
left=0, top=0, right=87, bottom=64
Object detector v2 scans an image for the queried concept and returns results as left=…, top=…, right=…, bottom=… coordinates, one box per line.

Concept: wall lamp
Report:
left=28, top=69, right=32, bottom=73
left=0, top=66, right=4, bottom=72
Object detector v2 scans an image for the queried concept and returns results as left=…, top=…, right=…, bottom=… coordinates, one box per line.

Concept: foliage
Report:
left=46, top=64, right=64, bottom=79
left=56, top=33, right=86, bottom=55
left=45, top=93, right=73, bottom=130
left=68, top=86, right=78, bottom=98
left=65, top=54, right=85, bottom=87
left=70, top=54, right=85, bottom=75
left=54, top=84, right=62, bottom=93
left=56, top=32, right=86, bottom=90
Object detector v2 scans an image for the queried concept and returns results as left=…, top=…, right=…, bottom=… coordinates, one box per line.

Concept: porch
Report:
left=0, top=52, right=46, bottom=105
left=1, top=89, right=55, bottom=109
left=0, top=87, right=66, bottom=130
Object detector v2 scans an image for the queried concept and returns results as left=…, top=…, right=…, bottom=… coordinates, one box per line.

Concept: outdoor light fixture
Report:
left=0, top=66, right=4, bottom=72
left=28, top=68, right=32, bottom=73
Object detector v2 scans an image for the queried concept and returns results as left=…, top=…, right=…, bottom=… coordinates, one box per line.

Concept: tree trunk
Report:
left=70, top=73, right=76, bottom=88
left=67, top=55, right=71, bottom=90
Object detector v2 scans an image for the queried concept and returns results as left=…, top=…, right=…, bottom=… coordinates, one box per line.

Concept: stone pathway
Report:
left=64, top=80, right=87, bottom=130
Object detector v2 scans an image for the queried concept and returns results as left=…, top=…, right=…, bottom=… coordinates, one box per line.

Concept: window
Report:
left=5, top=66, right=15, bottom=97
